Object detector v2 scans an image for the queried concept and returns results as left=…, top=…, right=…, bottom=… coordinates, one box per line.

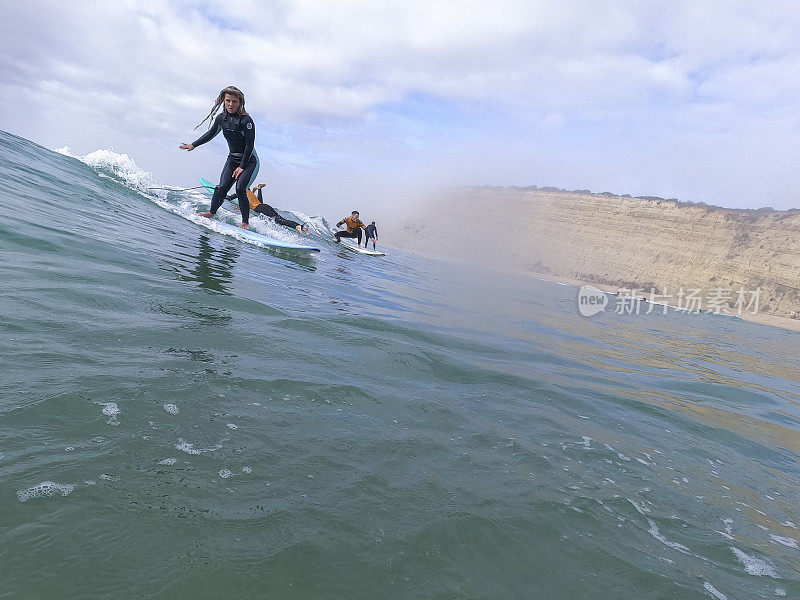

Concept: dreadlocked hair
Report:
left=194, top=86, right=248, bottom=130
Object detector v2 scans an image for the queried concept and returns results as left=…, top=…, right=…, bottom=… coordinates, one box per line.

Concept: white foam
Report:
left=175, top=438, right=221, bottom=455
left=16, top=481, right=74, bottom=502
left=56, top=147, right=156, bottom=192
left=288, top=210, right=331, bottom=235
left=723, top=518, right=733, bottom=535
left=581, top=436, right=592, bottom=449
left=226, top=423, right=238, bottom=430
left=163, top=404, right=179, bottom=415
left=703, top=582, right=727, bottom=600
left=158, top=458, right=177, bottom=466
left=628, top=499, right=651, bottom=515
left=101, top=403, right=119, bottom=416
left=617, top=453, right=631, bottom=462
left=175, top=440, right=201, bottom=455
left=775, top=588, right=786, bottom=596
left=241, top=466, right=252, bottom=474
left=647, top=520, right=690, bottom=554
left=100, top=474, right=117, bottom=481
left=97, top=402, right=120, bottom=426
left=730, top=547, right=777, bottom=577
left=219, top=469, right=234, bottom=479
left=769, top=534, right=798, bottom=549
left=782, top=521, right=798, bottom=529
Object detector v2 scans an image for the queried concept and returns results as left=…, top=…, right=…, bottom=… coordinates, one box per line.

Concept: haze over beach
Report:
left=385, top=186, right=800, bottom=329
left=3, top=3, right=800, bottom=600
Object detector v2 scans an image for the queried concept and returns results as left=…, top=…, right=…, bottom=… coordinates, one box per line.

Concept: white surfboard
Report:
left=209, top=220, right=321, bottom=251
left=336, top=240, right=385, bottom=256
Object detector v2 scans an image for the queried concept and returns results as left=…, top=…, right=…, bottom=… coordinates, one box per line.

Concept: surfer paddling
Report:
left=249, top=184, right=310, bottom=235
left=206, top=182, right=309, bottom=235
left=334, top=211, right=366, bottom=245
left=180, top=86, right=258, bottom=230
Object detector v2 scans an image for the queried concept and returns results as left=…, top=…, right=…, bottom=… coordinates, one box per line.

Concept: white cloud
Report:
left=1, top=0, right=799, bottom=211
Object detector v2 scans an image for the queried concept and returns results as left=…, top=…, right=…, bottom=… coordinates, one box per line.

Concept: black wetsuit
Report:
left=192, top=111, right=259, bottom=224
left=365, top=223, right=377, bottom=241
left=334, top=229, right=363, bottom=244
left=253, top=189, right=302, bottom=230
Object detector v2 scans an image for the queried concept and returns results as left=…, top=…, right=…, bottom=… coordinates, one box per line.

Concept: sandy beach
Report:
left=385, top=187, right=800, bottom=334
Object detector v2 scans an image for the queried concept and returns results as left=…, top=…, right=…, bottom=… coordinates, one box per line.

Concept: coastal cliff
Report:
left=387, top=187, right=800, bottom=320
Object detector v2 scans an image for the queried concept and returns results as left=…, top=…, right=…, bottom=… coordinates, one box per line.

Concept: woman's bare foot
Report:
left=198, top=211, right=214, bottom=218
left=239, top=222, right=249, bottom=230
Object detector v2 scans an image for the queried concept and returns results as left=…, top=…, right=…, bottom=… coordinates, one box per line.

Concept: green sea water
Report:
left=1, top=129, right=799, bottom=599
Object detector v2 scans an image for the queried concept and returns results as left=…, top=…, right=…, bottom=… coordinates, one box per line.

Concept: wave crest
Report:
left=55, top=146, right=156, bottom=192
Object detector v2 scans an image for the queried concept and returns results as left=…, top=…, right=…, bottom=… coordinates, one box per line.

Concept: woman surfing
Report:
left=180, top=86, right=258, bottom=230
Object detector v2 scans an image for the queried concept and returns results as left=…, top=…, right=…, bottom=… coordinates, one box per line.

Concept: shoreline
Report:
left=392, top=246, right=800, bottom=335
left=518, top=271, right=800, bottom=334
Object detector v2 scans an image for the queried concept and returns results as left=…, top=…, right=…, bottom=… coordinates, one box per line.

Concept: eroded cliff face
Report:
left=388, top=188, right=800, bottom=319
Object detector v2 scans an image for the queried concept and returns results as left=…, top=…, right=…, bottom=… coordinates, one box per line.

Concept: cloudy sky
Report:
left=2, top=0, right=799, bottom=212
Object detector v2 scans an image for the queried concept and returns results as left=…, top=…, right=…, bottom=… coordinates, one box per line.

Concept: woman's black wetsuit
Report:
left=253, top=189, right=302, bottom=230
left=191, top=111, right=259, bottom=224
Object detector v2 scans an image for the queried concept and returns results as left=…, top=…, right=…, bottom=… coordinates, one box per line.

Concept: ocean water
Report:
left=1, top=129, right=799, bottom=599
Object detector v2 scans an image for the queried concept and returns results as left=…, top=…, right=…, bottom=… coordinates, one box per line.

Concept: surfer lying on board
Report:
left=203, top=182, right=309, bottom=235
left=334, top=211, right=366, bottom=244
left=363, top=221, right=378, bottom=250
left=250, top=184, right=310, bottom=235
left=179, top=86, right=258, bottom=230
